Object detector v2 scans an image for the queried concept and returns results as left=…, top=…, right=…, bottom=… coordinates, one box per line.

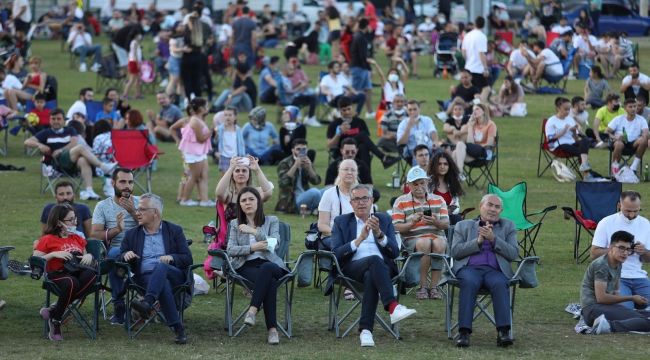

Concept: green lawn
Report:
left=0, top=37, right=649, bottom=359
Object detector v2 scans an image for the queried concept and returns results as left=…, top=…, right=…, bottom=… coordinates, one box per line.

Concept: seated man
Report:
left=330, top=184, right=417, bottom=347
left=242, top=106, right=282, bottom=165
left=259, top=56, right=285, bottom=104
left=66, top=87, right=94, bottom=120
left=121, top=193, right=193, bottom=344
left=67, top=22, right=102, bottom=73
left=569, top=96, right=589, bottom=133
left=319, top=61, right=365, bottom=115
left=275, top=138, right=321, bottom=214
left=521, top=40, right=564, bottom=89
left=377, top=94, right=407, bottom=153
left=506, top=41, right=535, bottom=79
left=582, top=230, right=650, bottom=334
left=591, top=191, right=650, bottom=310
left=548, top=30, right=573, bottom=61
left=545, top=97, right=593, bottom=176
left=326, top=96, right=398, bottom=168
left=325, top=138, right=372, bottom=186
left=636, top=95, right=650, bottom=122
left=451, top=194, right=519, bottom=348
left=24, top=108, right=117, bottom=200
left=41, top=181, right=91, bottom=238
left=621, top=63, right=650, bottom=106
left=413, top=144, right=431, bottom=170
left=572, top=25, right=598, bottom=71
left=442, top=70, right=480, bottom=115
left=283, top=62, right=320, bottom=127
left=592, top=93, right=625, bottom=148
left=606, top=98, right=648, bottom=175
left=146, top=92, right=183, bottom=142
left=392, top=167, right=448, bottom=299
left=397, top=100, right=439, bottom=163
left=94, top=97, right=121, bottom=126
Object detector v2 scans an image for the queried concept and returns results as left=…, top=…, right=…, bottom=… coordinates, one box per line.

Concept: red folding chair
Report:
left=110, top=129, right=162, bottom=193
left=536, top=118, right=581, bottom=178
left=546, top=31, right=559, bottom=48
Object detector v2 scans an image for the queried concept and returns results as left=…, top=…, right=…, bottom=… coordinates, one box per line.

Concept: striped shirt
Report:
left=391, top=192, right=449, bottom=241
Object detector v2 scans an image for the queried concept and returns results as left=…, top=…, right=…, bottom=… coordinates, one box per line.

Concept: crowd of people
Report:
left=2, top=0, right=650, bottom=352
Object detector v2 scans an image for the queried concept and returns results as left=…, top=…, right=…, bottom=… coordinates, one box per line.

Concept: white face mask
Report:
left=66, top=225, right=77, bottom=233
left=393, top=109, right=405, bottom=116
left=388, top=73, right=399, bottom=83
left=452, top=114, right=464, bottom=121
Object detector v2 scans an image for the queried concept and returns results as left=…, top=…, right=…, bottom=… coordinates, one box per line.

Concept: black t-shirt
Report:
left=350, top=31, right=370, bottom=70
left=326, top=117, right=370, bottom=148
left=233, top=75, right=258, bottom=106
left=279, top=124, right=307, bottom=155
left=112, top=24, right=142, bottom=49
left=325, top=158, right=373, bottom=185
left=445, top=116, right=469, bottom=131
left=453, top=84, right=480, bottom=103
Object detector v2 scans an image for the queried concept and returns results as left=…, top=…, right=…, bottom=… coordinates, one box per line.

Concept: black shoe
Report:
left=131, top=299, right=154, bottom=320
left=174, top=325, right=187, bottom=345
left=110, top=303, right=125, bottom=325
left=456, top=332, right=470, bottom=347
left=496, top=330, right=513, bottom=347
left=382, top=155, right=400, bottom=169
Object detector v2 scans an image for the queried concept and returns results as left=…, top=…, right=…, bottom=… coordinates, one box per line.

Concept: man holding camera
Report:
left=275, top=138, right=321, bottom=214
left=67, top=22, right=103, bottom=73
left=590, top=191, right=650, bottom=309
left=451, top=194, right=519, bottom=348
left=392, top=167, right=449, bottom=300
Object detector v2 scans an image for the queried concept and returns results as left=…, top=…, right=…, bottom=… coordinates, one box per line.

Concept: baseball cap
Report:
left=406, top=166, right=429, bottom=183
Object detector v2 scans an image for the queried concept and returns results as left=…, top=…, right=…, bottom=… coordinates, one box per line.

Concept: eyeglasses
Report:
left=350, top=196, right=371, bottom=203
left=63, top=216, right=77, bottom=223
left=135, top=207, right=156, bottom=213
left=343, top=150, right=356, bottom=155
left=615, top=246, right=634, bottom=255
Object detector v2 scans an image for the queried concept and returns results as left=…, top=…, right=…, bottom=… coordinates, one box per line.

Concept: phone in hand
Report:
left=423, top=209, right=432, bottom=217
left=237, top=157, right=250, bottom=166
left=299, top=148, right=307, bottom=157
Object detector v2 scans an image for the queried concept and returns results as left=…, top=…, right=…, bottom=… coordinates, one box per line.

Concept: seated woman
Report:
left=452, top=103, right=497, bottom=178
left=442, top=103, right=468, bottom=152
left=227, top=187, right=288, bottom=345
left=33, top=204, right=96, bottom=341
left=428, top=151, right=465, bottom=225
left=4, top=56, right=47, bottom=111
left=584, top=65, right=610, bottom=109
left=491, top=76, right=524, bottom=117
left=317, top=159, right=357, bottom=246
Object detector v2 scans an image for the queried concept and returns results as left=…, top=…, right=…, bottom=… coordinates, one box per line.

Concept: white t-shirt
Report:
left=2, top=74, right=22, bottom=90
left=383, top=81, right=405, bottom=103
left=320, top=73, right=351, bottom=101
left=67, top=100, right=87, bottom=119
left=128, top=40, right=142, bottom=62
left=540, top=48, right=563, bottom=77
left=572, top=34, right=598, bottom=55
left=12, top=0, right=31, bottom=23
left=545, top=115, right=578, bottom=150
left=221, top=130, right=237, bottom=157
left=622, top=73, right=650, bottom=96
left=569, top=108, right=589, bottom=129
left=509, top=48, right=535, bottom=70
left=217, top=24, right=233, bottom=44
left=67, top=30, right=92, bottom=52
left=592, top=213, right=650, bottom=279
left=461, top=29, right=487, bottom=74
left=318, top=186, right=353, bottom=229
left=607, top=114, right=649, bottom=142
left=551, top=25, right=572, bottom=34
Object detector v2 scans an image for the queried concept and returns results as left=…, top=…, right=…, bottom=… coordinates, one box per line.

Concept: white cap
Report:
left=407, top=166, right=429, bottom=183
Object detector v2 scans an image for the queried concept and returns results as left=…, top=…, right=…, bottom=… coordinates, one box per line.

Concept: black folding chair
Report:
left=464, top=137, right=499, bottom=190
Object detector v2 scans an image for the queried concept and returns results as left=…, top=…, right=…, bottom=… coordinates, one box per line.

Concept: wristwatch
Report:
left=376, top=232, right=385, bottom=241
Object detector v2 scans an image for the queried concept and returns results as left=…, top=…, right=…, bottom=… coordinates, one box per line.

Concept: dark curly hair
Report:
left=427, top=151, right=464, bottom=198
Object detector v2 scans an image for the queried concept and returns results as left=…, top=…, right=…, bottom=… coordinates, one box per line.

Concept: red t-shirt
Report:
left=364, top=2, right=378, bottom=31
left=31, top=108, right=51, bottom=126
left=35, top=234, right=87, bottom=272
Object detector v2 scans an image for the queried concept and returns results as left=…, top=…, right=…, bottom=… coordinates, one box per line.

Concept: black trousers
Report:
left=582, top=303, right=650, bottom=332
left=556, top=137, right=591, bottom=156
left=238, top=258, right=287, bottom=329
left=181, top=51, right=203, bottom=99
left=48, top=269, right=97, bottom=321
left=292, top=94, right=317, bottom=117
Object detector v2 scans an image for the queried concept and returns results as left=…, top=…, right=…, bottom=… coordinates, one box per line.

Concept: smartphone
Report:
left=299, top=148, right=307, bottom=157
left=237, top=157, right=250, bottom=166
left=423, top=209, right=432, bottom=217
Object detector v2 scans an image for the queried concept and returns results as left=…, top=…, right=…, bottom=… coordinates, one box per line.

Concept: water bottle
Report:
left=644, top=165, right=649, bottom=182
left=204, top=220, right=215, bottom=244
left=622, top=127, right=628, bottom=143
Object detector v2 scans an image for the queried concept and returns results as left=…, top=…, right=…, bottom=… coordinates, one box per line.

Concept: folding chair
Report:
left=0, top=246, right=14, bottom=281
left=562, top=181, right=622, bottom=264
left=608, top=141, right=643, bottom=177
left=537, top=118, right=581, bottom=178
left=85, top=100, right=104, bottom=124
left=464, top=137, right=498, bottom=190
left=540, top=48, right=575, bottom=93
left=110, top=129, right=161, bottom=193
left=25, top=99, right=57, bottom=113
left=319, top=250, right=423, bottom=339
left=207, top=221, right=302, bottom=338
left=488, top=182, right=557, bottom=257
left=29, top=239, right=107, bottom=340
left=40, top=156, right=82, bottom=195
left=96, top=54, right=125, bottom=92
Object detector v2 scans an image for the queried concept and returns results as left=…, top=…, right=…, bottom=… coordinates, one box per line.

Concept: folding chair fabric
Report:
left=464, top=137, right=498, bottom=189
left=110, top=129, right=160, bottom=193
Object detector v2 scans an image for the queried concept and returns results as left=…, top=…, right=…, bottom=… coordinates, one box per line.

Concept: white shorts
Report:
left=183, top=152, right=207, bottom=164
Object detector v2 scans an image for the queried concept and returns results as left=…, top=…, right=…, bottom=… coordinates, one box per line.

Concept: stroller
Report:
left=434, top=32, right=460, bottom=78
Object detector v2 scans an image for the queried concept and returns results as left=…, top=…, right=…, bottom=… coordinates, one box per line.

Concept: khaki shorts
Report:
left=402, top=236, right=446, bottom=254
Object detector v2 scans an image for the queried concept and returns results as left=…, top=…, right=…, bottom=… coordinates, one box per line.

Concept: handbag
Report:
left=551, top=160, right=577, bottom=182
left=510, top=102, right=527, bottom=117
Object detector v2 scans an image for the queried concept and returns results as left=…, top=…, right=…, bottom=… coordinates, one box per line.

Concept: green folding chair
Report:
left=488, top=182, right=557, bottom=258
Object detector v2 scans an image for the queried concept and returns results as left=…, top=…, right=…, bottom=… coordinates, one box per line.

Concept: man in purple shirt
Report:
left=450, top=194, right=519, bottom=348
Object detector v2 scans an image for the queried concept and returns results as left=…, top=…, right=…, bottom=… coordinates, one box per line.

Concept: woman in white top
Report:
left=375, top=66, right=406, bottom=107
left=166, top=22, right=185, bottom=97
left=317, top=159, right=357, bottom=238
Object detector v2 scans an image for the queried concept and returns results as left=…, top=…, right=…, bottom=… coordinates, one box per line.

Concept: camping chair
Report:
left=25, top=100, right=57, bottom=113
left=488, top=182, right=557, bottom=257
left=96, top=54, right=125, bottom=92
left=29, top=240, right=108, bottom=340
left=318, top=250, right=424, bottom=339
left=562, top=181, right=622, bottom=264
left=464, top=137, right=498, bottom=190
left=430, top=251, right=539, bottom=340
left=40, top=156, right=82, bottom=195
left=540, top=48, right=575, bottom=93
left=208, top=221, right=310, bottom=338
left=608, top=141, right=643, bottom=177
left=0, top=246, right=14, bottom=281
left=110, top=129, right=161, bottom=193
left=85, top=100, right=104, bottom=124
left=537, top=118, right=581, bottom=178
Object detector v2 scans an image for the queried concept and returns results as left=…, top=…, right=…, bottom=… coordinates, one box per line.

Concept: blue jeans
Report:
left=350, top=66, right=372, bottom=91
left=215, top=89, right=253, bottom=112
left=246, top=144, right=281, bottom=165
left=74, top=44, right=102, bottom=65
left=456, top=265, right=511, bottom=332
left=619, top=277, right=650, bottom=309
left=295, top=188, right=321, bottom=211
left=139, top=262, right=186, bottom=327
left=107, top=246, right=125, bottom=307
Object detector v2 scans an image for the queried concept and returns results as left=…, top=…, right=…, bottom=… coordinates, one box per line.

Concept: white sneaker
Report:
left=80, top=189, right=100, bottom=201
left=365, top=112, right=376, bottom=119
left=594, top=141, right=607, bottom=149
left=79, top=63, right=87, bottom=72
left=593, top=314, right=612, bottom=334
left=101, top=162, right=118, bottom=176
left=578, top=162, right=591, bottom=172
left=90, top=63, right=101, bottom=72
left=103, top=179, right=115, bottom=197
left=359, top=329, right=375, bottom=347
left=304, top=116, right=322, bottom=127
left=199, top=200, right=216, bottom=207
left=389, top=304, right=416, bottom=324
left=180, top=199, right=199, bottom=207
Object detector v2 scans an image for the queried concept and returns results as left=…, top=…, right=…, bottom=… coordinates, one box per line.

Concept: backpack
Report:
left=304, top=186, right=342, bottom=251
left=615, top=166, right=640, bottom=184
left=551, top=160, right=577, bottom=182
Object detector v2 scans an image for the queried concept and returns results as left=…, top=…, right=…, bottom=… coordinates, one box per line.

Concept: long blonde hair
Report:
left=473, top=103, right=492, bottom=125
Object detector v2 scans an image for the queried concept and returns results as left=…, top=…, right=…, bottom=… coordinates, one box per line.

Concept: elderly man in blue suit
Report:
left=120, top=193, right=193, bottom=345
left=451, top=194, right=519, bottom=348
left=330, top=184, right=417, bottom=347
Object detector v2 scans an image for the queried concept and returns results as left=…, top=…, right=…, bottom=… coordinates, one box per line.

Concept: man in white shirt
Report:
left=67, top=88, right=94, bottom=120
left=591, top=191, right=650, bottom=309
left=10, top=0, right=31, bottom=37
left=606, top=98, right=649, bottom=175
left=461, top=16, right=490, bottom=103
left=67, top=23, right=102, bottom=73
left=319, top=61, right=365, bottom=113
left=546, top=97, right=593, bottom=175
left=550, top=17, right=572, bottom=35
left=397, top=100, right=439, bottom=164
left=521, top=40, right=563, bottom=89
left=621, top=63, right=650, bottom=103
left=506, top=42, right=535, bottom=79
left=569, top=96, right=589, bottom=131
left=572, top=25, right=598, bottom=67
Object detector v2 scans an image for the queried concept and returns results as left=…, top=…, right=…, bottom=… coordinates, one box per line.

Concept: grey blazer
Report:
left=226, top=216, right=288, bottom=272
left=451, top=218, right=519, bottom=278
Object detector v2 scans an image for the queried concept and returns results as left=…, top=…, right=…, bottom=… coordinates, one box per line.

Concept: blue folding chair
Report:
left=562, top=181, right=622, bottom=264
left=25, top=100, right=57, bottom=113
left=540, top=48, right=576, bottom=93
left=85, top=100, right=104, bottom=124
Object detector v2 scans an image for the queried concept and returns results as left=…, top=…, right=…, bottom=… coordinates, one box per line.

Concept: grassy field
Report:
left=0, top=36, right=649, bottom=359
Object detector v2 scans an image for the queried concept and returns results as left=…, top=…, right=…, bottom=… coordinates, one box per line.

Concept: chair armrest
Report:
left=526, top=205, right=557, bottom=223
left=429, top=252, right=456, bottom=280
left=207, top=249, right=236, bottom=273
left=29, top=255, right=46, bottom=280
left=512, top=256, right=540, bottom=288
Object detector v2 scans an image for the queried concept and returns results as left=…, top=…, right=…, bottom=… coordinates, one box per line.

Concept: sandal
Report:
left=415, top=287, right=429, bottom=300
left=429, top=287, right=443, bottom=300
left=344, top=288, right=355, bottom=301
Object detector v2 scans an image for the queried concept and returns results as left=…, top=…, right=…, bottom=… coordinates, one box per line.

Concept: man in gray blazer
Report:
left=451, top=194, right=519, bottom=348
